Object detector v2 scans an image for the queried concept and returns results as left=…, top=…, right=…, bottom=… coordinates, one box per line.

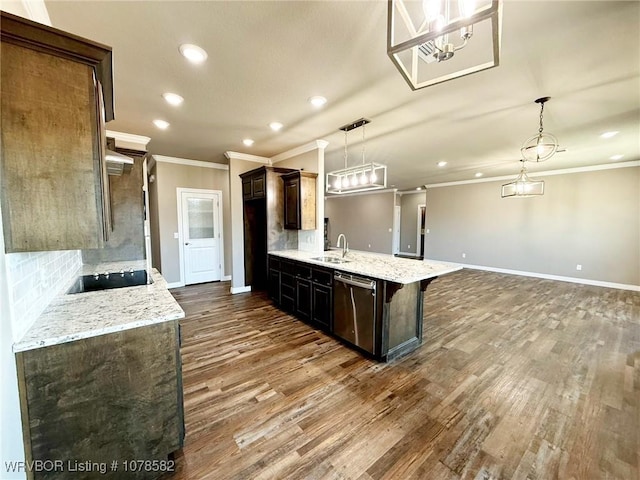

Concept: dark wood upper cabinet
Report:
left=241, top=169, right=266, bottom=201
left=0, top=12, right=114, bottom=253
left=282, top=171, right=317, bottom=230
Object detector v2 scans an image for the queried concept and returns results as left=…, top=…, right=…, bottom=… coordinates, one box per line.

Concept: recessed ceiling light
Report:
left=309, top=96, right=327, bottom=108
left=269, top=122, right=283, bottom=131
left=437, top=161, right=447, bottom=167
left=179, top=44, right=208, bottom=64
left=162, top=92, right=184, bottom=106
left=416, top=187, right=422, bottom=190
left=153, top=119, right=170, bottom=130
left=475, top=172, right=483, bottom=178
left=243, top=138, right=254, bottom=147
left=600, top=131, right=619, bottom=139
left=609, top=154, right=624, bottom=161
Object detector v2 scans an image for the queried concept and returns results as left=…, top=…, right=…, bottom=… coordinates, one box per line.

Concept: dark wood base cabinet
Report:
left=15, top=321, right=184, bottom=480
left=267, top=254, right=435, bottom=362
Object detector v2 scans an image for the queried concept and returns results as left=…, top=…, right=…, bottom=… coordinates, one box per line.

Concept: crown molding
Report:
left=271, top=139, right=329, bottom=164
left=224, top=151, right=271, bottom=164
left=425, top=160, right=640, bottom=189
left=153, top=155, right=229, bottom=170
left=19, top=0, right=51, bottom=25
left=106, top=130, right=151, bottom=150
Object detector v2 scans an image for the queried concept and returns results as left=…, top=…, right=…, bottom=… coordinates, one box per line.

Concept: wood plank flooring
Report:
left=163, top=269, right=639, bottom=480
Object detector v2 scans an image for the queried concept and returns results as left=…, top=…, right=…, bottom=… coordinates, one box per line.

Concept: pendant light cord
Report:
left=343, top=129, right=348, bottom=169
left=361, top=123, right=366, bottom=165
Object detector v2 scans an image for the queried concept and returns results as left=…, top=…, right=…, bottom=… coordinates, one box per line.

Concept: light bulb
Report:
left=423, top=0, right=441, bottom=22
left=342, top=177, right=350, bottom=188
left=360, top=172, right=368, bottom=185
left=350, top=175, right=358, bottom=186
left=370, top=172, right=377, bottom=183
left=333, top=178, right=341, bottom=189
left=459, top=0, right=476, bottom=18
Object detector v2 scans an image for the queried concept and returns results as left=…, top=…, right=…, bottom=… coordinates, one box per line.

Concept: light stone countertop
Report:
left=269, top=249, right=462, bottom=284
left=13, top=261, right=184, bottom=353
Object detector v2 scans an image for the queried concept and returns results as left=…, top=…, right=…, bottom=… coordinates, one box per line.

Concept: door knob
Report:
left=185, top=242, right=191, bottom=245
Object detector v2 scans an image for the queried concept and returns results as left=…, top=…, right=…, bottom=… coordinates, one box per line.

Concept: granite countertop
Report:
left=269, top=249, right=462, bottom=284
left=13, top=260, right=185, bottom=353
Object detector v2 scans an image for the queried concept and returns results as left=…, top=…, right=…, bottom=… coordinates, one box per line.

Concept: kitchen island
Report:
left=268, top=250, right=461, bottom=361
left=13, top=261, right=185, bottom=480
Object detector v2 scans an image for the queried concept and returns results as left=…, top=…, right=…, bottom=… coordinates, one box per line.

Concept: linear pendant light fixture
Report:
left=326, top=118, right=387, bottom=195
left=388, top=0, right=502, bottom=90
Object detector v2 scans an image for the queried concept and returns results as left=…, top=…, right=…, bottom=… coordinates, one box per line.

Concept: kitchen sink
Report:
left=311, top=256, right=350, bottom=264
left=67, top=270, right=152, bottom=294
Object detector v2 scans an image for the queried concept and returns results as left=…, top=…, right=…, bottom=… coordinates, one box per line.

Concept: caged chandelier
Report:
left=387, top=0, right=502, bottom=90
left=326, top=119, right=387, bottom=195
left=502, top=97, right=559, bottom=198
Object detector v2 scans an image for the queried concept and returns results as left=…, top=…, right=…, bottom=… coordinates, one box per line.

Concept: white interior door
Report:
left=180, top=190, right=221, bottom=285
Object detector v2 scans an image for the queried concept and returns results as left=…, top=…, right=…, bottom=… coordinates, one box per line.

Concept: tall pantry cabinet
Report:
left=240, top=166, right=298, bottom=290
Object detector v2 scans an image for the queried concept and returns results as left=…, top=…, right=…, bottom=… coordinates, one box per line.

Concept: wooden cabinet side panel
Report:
left=300, top=175, right=317, bottom=230
left=387, top=281, right=420, bottom=350
left=1, top=43, right=102, bottom=252
left=18, top=322, right=181, bottom=479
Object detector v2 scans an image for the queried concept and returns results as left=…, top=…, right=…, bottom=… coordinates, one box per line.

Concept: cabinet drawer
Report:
left=312, top=267, right=333, bottom=286
left=296, top=264, right=312, bottom=280
left=281, top=272, right=295, bottom=288
left=268, top=256, right=280, bottom=271
left=281, top=260, right=296, bottom=275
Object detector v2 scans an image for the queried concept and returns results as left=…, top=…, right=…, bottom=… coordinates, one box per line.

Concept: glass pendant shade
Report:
left=501, top=167, right=544, bottom=198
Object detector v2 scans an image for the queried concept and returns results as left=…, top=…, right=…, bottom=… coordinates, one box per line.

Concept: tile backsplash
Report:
left=6, top=249, right=81, bottom=342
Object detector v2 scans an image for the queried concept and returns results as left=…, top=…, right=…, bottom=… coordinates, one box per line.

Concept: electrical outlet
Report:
left=426, top=229, right=430, bottom=234
left=173, top=232, right=179, bottom=239
left=368, top=244, right=371, bottom=248
left=408, top=244, right=411, bottom=249
left=576, top=264, right=582, bottom=271
left=462, top=253, right=466, bottom=258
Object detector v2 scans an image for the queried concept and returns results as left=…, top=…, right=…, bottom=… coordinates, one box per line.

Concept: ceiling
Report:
left=43, top=0, right=640, bottom=190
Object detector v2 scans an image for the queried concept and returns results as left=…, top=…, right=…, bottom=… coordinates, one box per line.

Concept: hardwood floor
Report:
left=163, top=269, right=639, bottom=480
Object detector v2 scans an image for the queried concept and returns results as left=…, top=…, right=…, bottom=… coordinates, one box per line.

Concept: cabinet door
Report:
left=242, top=178, right=252, bottom=200
left=280, top=272, right=296, bottom=313
left=312, top=283, right=333, bottom=331
left=268, top=268, right=281, bottom=304
left=1, top=43, right=106, bottom=252
left=252, top=173, right=266, bottom=199
left=284, top=176, right=301, bottom=230
left=296, top=278, right=312, bottom=322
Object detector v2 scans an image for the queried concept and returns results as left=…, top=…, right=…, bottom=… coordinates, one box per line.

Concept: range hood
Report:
left=105, top=149, right=134, bottom=176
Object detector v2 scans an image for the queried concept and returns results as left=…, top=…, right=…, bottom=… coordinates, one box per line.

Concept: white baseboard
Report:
left=222, top=275, right=232, bottom=281
left=167, top=281, right=185, bottom=289
left=427, top=260, right=640, bottom=292
left=230, top=285, right=251, bottom=294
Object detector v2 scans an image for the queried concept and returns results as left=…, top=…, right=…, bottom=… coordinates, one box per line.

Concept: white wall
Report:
left=425, top=164, right=640, bottom=288
left=272, top=143, right=326, bottom=253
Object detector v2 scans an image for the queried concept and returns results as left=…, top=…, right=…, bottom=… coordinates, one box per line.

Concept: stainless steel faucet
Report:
left=336, top=233, right=349, bottom=258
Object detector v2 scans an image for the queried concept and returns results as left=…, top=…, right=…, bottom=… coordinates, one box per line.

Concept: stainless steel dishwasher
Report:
left=333, top=272, right=377, bottom=355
